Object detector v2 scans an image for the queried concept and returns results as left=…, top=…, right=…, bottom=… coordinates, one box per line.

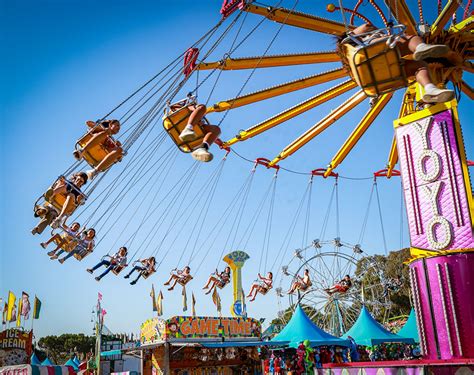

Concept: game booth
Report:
left=138, top=315, right=282, bottom=374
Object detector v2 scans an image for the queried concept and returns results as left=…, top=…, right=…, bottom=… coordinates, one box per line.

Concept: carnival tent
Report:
left=397, top=309, right=420, bottom=343
left=272, top=304, right=350, bottom=348
left=64, top=359, right=79, bottom=371
left=0, top=364, right=75, bottom=375
left=342, top=306, right=415, bottom=346
left=41, top=358, right=53, bottom=366
left=31, top=353, right=41, bottom=365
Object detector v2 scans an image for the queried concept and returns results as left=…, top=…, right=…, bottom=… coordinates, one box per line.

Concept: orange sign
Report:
left=164, top=316, right=261, bottom=339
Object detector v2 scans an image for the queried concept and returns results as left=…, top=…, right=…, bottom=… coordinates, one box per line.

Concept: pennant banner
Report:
left=150, top=284, right=157, bottom=312
left=21, top=292, right=30, bottom=319
left=156, top=291, right=163, bottom=317
left=6, top=292, right=16, bottom=322
left=182, top=286, right=187, bottom=312
left=33, top=296, right=41, bottom=320
left=212, top=288, right=221, bottom=316
left=2, top=302, right=7, bottom=325
left=16, top=297, right=23, bottom=327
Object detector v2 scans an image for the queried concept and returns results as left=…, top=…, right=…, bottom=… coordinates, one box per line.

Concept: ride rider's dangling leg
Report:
left=178, top=104, right=221, bottom=163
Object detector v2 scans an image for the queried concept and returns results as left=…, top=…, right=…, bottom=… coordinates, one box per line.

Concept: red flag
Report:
left=98, top=292, right=103, bottom=301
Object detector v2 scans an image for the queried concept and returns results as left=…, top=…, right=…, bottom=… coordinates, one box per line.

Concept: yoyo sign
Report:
left=395, top=101, right=474, bottom=251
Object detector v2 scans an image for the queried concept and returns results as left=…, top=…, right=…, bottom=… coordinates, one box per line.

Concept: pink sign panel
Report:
left=396, top=108, right=474, bottom=250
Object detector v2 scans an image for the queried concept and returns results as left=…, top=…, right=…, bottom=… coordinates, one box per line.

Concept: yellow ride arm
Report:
left=206, top=68, right=347, bottom=113
left=430, top=0, right=460, bottom=38
left=196, top=51, right=340, bottom=71
left=386, top=136, right=398, bottom=178
left=463, top=61, right=474, bottom=74
left=384, top=0, right=417, bottom=35
left=268, top=90, right=367, bottom=167
left=324, top=93, right=393, bottom=177
left=461, top=80, right=474, bottom=100
left=243, top=3, right=350, bottom=35
left=449, top=15, right=474, bottom=33
left=386, top=85, right=416, bottom=177
left=224, top=80, right=357, bottom=147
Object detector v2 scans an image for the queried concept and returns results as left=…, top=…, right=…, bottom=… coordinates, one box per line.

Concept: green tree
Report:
left=38, top=334, right=95, bottom=365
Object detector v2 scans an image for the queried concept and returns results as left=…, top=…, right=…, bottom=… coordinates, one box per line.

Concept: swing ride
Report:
left=31, top=0, right=473, bottom=359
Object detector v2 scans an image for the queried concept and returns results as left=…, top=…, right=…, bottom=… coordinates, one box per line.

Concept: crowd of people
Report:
left=261, top=340, right=421, bottom=374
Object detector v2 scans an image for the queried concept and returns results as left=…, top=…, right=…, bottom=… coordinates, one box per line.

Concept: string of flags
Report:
left=149, top=284, right=224, bottom=317
left=1, top=291, right=42, bottom=327
left=150, top=284, right=164, bottom=316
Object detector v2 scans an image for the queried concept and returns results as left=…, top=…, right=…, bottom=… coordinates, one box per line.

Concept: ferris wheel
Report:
left=275, top=238, right=391, bottom=337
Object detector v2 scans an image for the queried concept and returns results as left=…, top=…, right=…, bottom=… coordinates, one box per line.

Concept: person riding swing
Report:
left=73, top=119, right=124, bottom=180
left=337, top=22, right=455, bottom=103
left=163, top=94, right=223, bottom=160
left=247, top=272, right=273, bottom=302
left=164, top=266, right=193, bottom=291
left=202, top=266, right=231, bottom=295
left=124, top=257, right=156, bottom=285
left=45, top=172, right=88, bottom=228
left=58, top=228, right=96, bottom=263
left=287, top=269, right=312, bottom=294
left=40, top=221, right=81, bottom=258
left=325, top=275, right=352, bottom=295
left=87, top=247, right=128, bottom=281
left=31, top=203, right=58, bottom=235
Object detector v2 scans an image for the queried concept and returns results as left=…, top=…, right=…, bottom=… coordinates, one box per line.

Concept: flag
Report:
left=21, top=292, right=31, bottom=319
left=182, top=286, right=187, bottom=312
left=98, top=292, right=102, bottom=301
left=33, top=296, right=42, bottom=319
left=212, top=288, right=221, bottom=316
left=16, top=297, right=23, bottom=327
left=150, top=284, right=157, bottom=312
left=2, top=302, right=7, bottom=324
left=10, top=302, right=17, bottom=322
left=156, top=291, right=163, bottom=317
left=191, top=293, right=196, bottom=317
left=6, top=291, right=16, bottom=322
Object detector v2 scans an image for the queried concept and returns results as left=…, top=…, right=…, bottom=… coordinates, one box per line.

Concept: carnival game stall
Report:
left=139, top=315, right=278, bottom=374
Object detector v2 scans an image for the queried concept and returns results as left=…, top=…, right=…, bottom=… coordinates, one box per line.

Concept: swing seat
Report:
left=74, top=249, right=92, bottom=261
left=53, top=233, right=79, bottom=252
left=176, top=274, right=193, bottom=286
left=217, top=279, right=230, bottom=289
left=162, top=99, right=208, bottom=153
left=299, top=280, right=312, bottom=291
left=341, top=37, right=407, bottom=97
left=44, top=179, right=87, bottom=216
left=259, top=284, right=272, bottom=295
left=112, top=264, right=126, bottom=275
left=142, top=269, right=156, bottom=279
left=76, top=129, right=122, bottom=168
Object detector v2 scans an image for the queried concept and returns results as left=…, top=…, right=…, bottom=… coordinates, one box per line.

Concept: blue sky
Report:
left=1, top=0, right=473, bottom=341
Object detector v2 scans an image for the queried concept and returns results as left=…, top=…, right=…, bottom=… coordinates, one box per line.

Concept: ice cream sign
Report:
left=395, top=102, right=474, bottom=251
